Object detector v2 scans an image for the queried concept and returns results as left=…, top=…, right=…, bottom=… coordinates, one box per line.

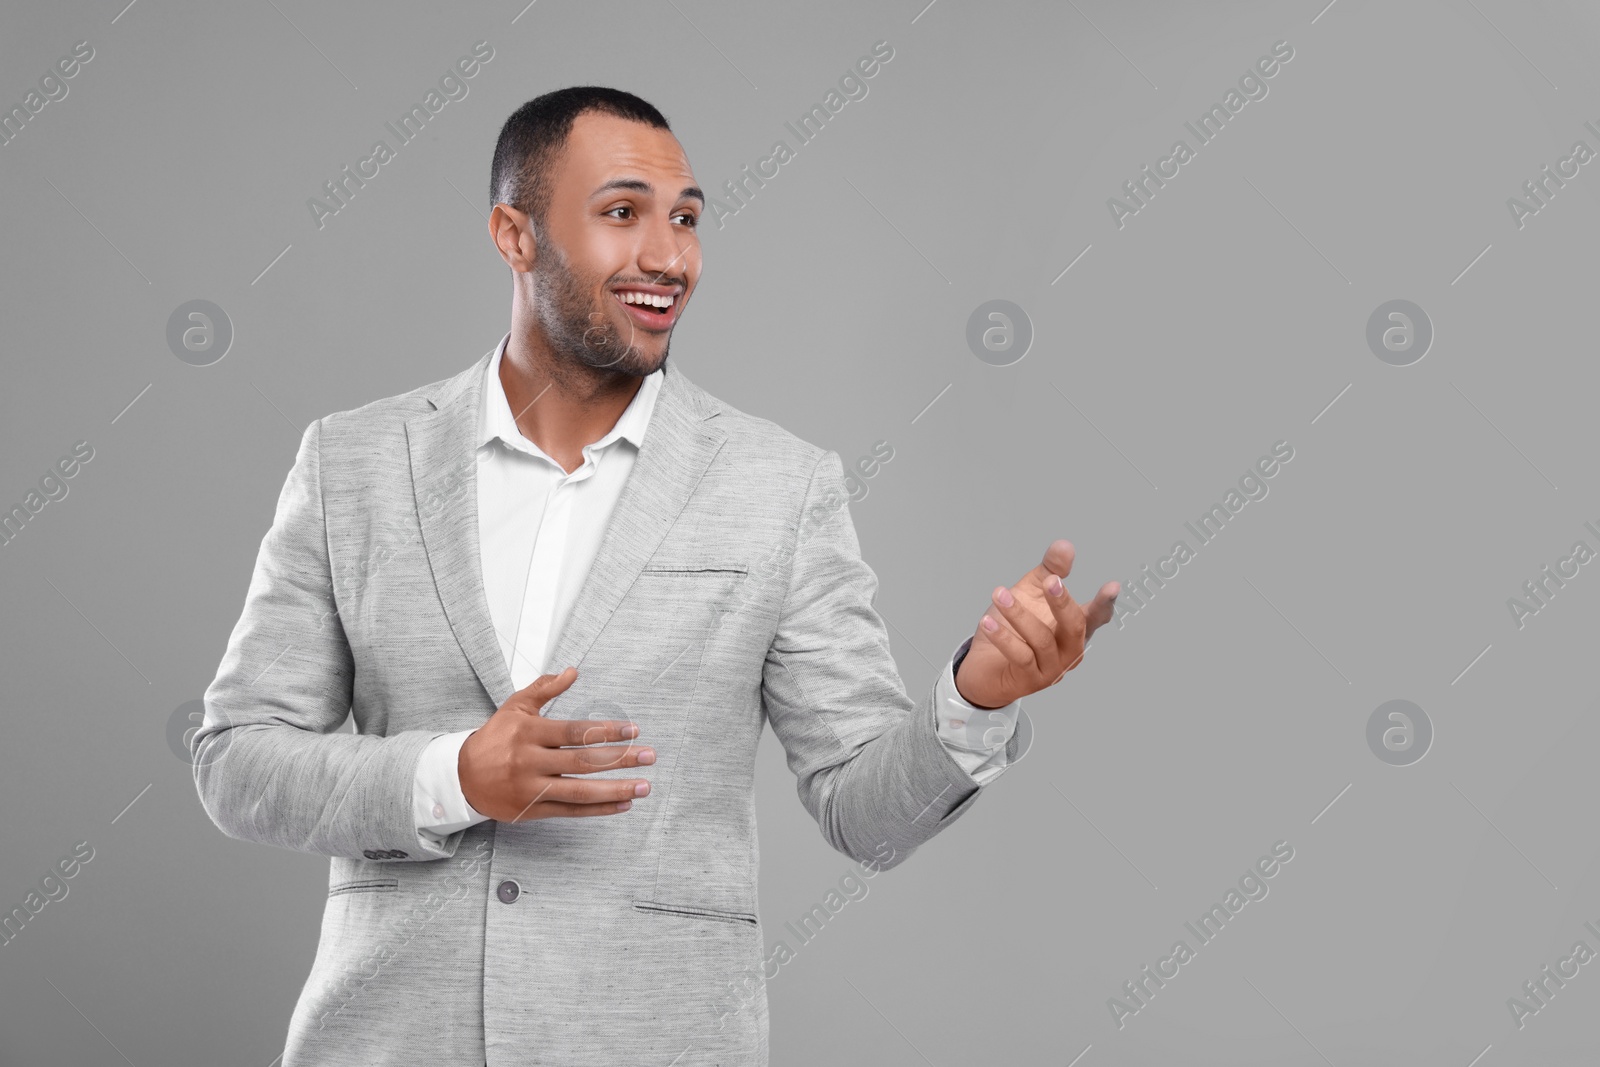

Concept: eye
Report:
left=604, top=205, right=634, bottom=220
left=673, top=211, right=700, bottom=228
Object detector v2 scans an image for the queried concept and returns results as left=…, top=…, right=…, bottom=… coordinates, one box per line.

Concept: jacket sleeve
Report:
left=760, top=449, right=1020, bottom=870
left=192, top=418, right=451, bottom=863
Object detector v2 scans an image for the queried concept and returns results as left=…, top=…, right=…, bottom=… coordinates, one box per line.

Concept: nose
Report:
left=637, top=213, right=696, bottom=285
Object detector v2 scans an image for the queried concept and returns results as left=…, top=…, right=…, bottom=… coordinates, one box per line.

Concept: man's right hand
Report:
left=458, top=667, right=653, bottom=822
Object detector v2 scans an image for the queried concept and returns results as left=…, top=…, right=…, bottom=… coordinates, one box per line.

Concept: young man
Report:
left=194, top=86, right=1118, bottom=1066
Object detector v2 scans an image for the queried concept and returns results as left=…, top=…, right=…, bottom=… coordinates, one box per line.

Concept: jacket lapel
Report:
left=405, top=346, right=727, bottom=710
left=543, top=359, right=728, bottom=684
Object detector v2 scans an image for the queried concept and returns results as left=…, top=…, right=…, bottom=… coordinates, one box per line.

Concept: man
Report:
left=193, top=86, right=1118, bottom=1066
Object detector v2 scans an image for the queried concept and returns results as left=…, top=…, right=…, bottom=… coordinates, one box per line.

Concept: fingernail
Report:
left=634, top=782, right=651, bottom=796
left=623, top=724, right=639, bottom=738
left=1047, top=576, right=1063, bottom=596
left=637, top=749, right=655, bottom=765
left=616, top=800, right=632, bottom=811
left=996, top=588, right=1014, bottom=607
left=982, top=616, right=998, bottom=632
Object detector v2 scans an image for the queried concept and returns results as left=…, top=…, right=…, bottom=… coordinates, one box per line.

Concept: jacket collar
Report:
left=404, top=343, right=727, bottom=708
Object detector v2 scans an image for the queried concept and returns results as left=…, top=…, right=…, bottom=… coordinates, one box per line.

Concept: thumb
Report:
left=511, top=666, right=579, bottom=715
left=1031, top=539, right=1076, bottom=585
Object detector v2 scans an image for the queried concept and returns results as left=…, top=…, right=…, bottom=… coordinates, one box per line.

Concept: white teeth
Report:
left=617, top=291, right=675, bottom=307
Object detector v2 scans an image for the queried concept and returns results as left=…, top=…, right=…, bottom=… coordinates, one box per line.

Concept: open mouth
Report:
left=611, top=287, right=681, bottom=329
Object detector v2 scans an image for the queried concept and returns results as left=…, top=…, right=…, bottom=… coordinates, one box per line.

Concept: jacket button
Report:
left=363, top=850, right=379, bottom=859
left=497, top=879, right=520, bottom=904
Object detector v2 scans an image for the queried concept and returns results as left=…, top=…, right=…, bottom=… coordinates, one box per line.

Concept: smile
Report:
left=611, top=287, right=681, bottom=330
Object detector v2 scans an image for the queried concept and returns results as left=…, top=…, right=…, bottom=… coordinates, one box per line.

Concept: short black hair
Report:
left=489, top=86, right=672, bottom=231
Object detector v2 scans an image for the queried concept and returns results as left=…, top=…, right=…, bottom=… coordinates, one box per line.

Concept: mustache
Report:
left=610, top=276, right=688, bottom=291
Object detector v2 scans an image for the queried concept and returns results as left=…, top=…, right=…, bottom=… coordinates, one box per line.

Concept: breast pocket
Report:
left=542, top=562, right=749, bottom=755
left=626, top=563, right=748, bottom=679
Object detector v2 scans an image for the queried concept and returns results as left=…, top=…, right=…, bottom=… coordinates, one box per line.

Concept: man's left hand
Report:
left=953, top=539, right=1119, bottom=709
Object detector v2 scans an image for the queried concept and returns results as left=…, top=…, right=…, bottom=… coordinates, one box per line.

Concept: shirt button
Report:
left=432, top=803, right=445, bottom=820
left=497, top=879, right=520, bottom=904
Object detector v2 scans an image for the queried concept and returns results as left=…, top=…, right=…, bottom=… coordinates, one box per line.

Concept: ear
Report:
left=490, top=202, right=537, bottom=272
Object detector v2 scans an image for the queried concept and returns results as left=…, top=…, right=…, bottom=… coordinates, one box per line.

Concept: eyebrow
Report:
left=590, top=178, right=705, bottom=205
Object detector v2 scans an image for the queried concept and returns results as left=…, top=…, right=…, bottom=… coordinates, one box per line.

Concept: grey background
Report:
left=2, top=0, right=1598, bottom=1063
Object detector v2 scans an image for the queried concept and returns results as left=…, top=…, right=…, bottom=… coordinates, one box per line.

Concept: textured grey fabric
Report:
left=192, top=349, right=1010, bottom=1065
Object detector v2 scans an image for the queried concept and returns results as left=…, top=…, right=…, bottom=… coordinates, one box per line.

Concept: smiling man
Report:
left=194, top=86, right=1118, bottom=1067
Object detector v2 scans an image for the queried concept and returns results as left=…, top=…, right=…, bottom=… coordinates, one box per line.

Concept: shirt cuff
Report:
left=933, top=637, right=1019, bottom=787
left=412, top=729, right=491, bottom=856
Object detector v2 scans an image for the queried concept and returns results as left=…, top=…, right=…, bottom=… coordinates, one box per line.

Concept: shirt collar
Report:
left=477, top=332, right=664, bottom=459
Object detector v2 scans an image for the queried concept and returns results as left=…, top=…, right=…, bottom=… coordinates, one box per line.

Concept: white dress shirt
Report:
left=409, top=334, right=1019, bottom=856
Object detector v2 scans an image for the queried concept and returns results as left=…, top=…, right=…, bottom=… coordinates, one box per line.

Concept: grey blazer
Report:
left=193, top=347, right=1015, bottom=1066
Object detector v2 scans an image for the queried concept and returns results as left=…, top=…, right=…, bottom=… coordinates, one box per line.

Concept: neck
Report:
left=500, top=306, right=646, bottom=475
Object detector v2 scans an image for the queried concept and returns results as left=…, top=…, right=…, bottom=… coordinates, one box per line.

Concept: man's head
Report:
left=489, top=87, right=703, bottom=379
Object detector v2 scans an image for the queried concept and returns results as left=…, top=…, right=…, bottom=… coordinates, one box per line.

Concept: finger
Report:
left=551, top=718, right=642, bottom=746
left=1083, top=581, right=1120, bottom=640
left=988, top=585, right=1054, bottom=663
left=511, top=667, right=579, bottom=715
left=1026, top=539, right=1075, bottom=588
left=531, top=775, right=650, bottom=807
left=1040, top=572, right=1088, bottom=652
left=977, top=613, right=1035, bottom=668
left=530, top=799, right=637, bottom=819
left=562, top=742, right=656, bottom=774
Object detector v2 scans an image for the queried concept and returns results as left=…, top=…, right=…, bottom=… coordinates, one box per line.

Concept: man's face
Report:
left=530, top=111, right=703, bottom=377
